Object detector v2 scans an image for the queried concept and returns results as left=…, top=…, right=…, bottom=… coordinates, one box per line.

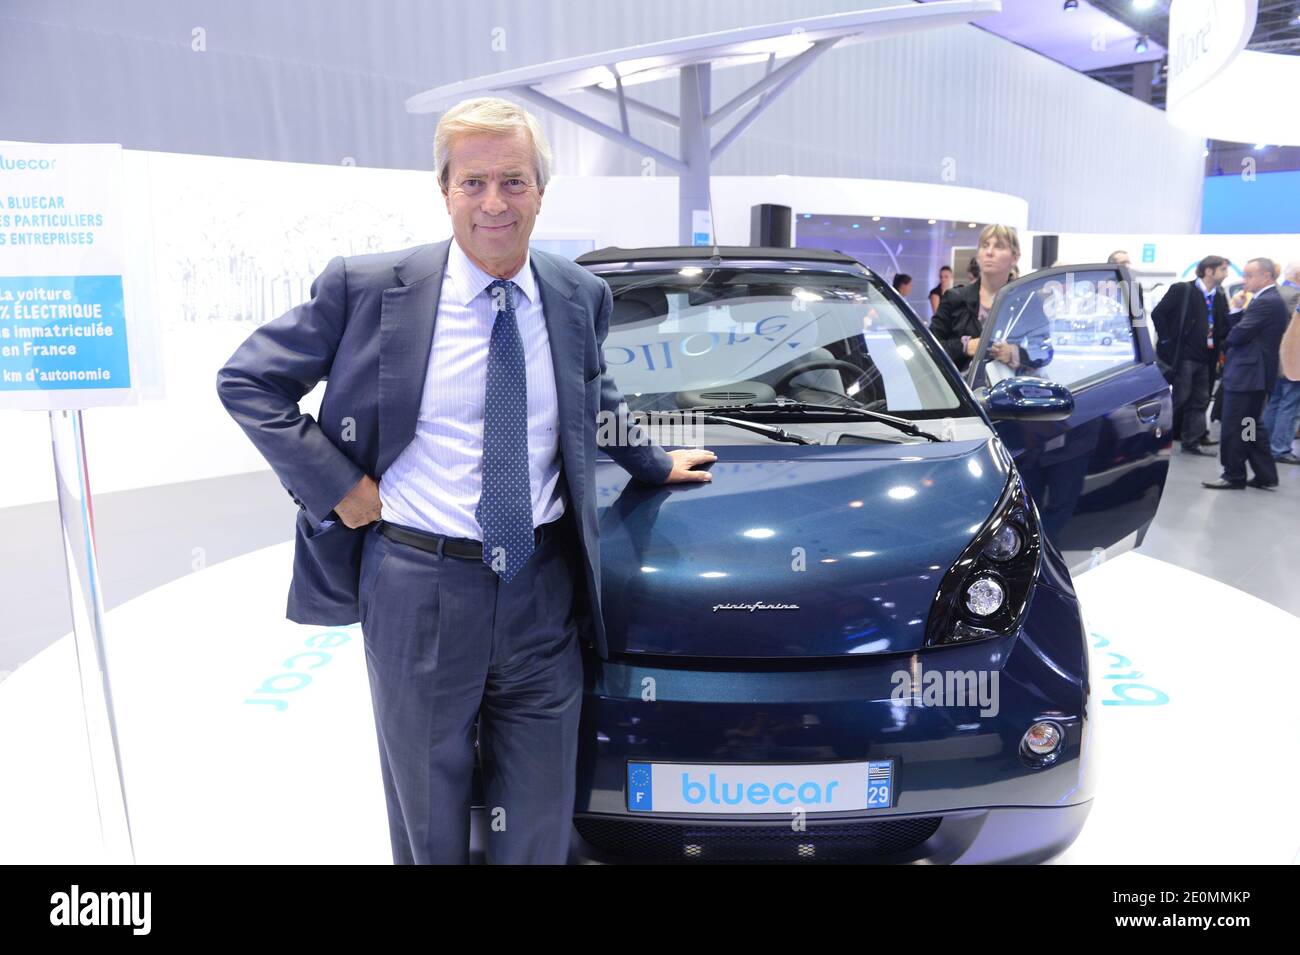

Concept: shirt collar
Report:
left=1257, top=283, right=1276, bottom=296
left=447, top=234, right=537, bottom=308
left=1195, top=277, right=1212, bottom=296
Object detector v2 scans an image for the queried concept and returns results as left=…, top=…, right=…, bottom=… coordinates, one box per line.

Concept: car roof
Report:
left=574, top=245, right=863, bottom=268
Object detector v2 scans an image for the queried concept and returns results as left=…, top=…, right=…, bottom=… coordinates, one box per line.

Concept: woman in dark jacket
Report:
left=931, top=224, right=1021, bottom=373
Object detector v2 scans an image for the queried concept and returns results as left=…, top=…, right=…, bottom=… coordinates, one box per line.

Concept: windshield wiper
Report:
left=644, top=410, right=814, bottom=445
left=679, top=399, right=942, bottom=442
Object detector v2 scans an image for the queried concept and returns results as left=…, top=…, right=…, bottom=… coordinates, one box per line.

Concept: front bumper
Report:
left=561, top=577, right=1095, bottom=864
left=568, top=802, right=1093, bottom=864
left=465, top=802, right=1093, bottom=864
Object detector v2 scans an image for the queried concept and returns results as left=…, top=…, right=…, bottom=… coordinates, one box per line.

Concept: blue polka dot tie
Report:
left=476, top=279, right=533, bottom=582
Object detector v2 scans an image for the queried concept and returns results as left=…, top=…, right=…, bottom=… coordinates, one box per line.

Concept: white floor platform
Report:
left=2, top=546, right=1297, bottom=864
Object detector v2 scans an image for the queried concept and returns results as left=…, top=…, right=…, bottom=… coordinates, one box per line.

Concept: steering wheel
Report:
left=773, top=358, right=882, bottom=405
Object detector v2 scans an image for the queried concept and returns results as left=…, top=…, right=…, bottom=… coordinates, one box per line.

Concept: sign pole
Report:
left=49, top=408, right=136, bottom=863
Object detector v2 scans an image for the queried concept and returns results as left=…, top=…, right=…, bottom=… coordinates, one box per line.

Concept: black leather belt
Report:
left=376, top=518, right=560, bottom=560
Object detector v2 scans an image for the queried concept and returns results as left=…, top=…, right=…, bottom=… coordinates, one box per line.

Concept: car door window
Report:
left=967, top=266, right=1139, bottom=391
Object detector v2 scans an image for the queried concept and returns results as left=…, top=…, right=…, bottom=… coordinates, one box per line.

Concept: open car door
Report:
left=966, top=264, right=1173, bottom=572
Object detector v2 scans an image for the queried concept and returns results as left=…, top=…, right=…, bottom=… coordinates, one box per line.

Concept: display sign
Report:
left=1166, top=1, right=1300, bottom=147
left=0, top=142, right=137, bottom=410
left=691, top=209, right=713, bottom=246
left=1166, top=0, right=1256, bottom=108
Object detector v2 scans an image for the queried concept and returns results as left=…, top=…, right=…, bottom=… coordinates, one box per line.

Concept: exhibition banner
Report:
left=1166, top=0, right=1300, bottom=147
left=0, top=142, right=136, bottom=410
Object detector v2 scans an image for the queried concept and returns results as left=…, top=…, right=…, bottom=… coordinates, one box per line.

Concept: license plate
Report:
left=626, top=760, right=894, bottom=814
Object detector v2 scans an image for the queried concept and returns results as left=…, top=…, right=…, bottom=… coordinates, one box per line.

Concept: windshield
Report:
left=597, top=266, right=967, bottom=418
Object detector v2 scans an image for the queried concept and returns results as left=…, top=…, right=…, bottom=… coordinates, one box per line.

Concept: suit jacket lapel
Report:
left=377, top=239, right=450, bottom=476
left=530, top=250, right=586, bottom=507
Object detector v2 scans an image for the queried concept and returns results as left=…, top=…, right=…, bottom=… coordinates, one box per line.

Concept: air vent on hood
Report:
left=700, top=391, right=759, bottom=402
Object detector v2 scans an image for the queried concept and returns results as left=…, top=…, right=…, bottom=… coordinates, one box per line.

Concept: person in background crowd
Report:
left=929, top=265, right=953, bottom=316
left=1203, top=257, right=1288, bottom=490
left=1108, top=250, right=1132, bottom=269
left=964, top=257, right=980, bottom=286
left=892, top=273, right=913, bottom=298
left=931, top=224, right=1021, bottom=373
left=1151, top=255, right=1230, bottom=455
left=1260, top=260, right=1300, bottom=465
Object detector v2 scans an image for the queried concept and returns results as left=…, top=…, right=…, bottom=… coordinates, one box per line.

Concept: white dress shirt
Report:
left=379, top=237, right=565, bottom=539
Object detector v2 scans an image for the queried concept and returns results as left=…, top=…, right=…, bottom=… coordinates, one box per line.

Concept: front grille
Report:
left=574, top=814, right=942, bottom=863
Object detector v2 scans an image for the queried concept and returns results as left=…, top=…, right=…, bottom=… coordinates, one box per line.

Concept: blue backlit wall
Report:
left=1202, top=171, right=1300, bottom=234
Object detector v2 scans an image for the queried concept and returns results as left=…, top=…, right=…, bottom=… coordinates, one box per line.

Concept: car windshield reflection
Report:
left=600, top=268, right=965, bottom=420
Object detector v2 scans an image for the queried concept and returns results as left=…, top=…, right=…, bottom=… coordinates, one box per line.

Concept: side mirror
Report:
left=978, top=376, right=1074, bottom=422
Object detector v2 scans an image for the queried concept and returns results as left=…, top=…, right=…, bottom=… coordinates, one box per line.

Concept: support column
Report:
left=678, top=63, right=713, bottom=246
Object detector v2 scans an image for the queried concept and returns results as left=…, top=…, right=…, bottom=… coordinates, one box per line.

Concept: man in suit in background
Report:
left=217, top=96, right=715, bottom=863
left=1260, top=261, right=1300, bottom=465
left=1203, top=257, right=1289, bottom=490
left=1151, top=255, right=1230, bottom=454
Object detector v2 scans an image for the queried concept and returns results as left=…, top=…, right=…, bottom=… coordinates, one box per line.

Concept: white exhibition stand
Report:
left=1, top=547, right=1296, bottom=864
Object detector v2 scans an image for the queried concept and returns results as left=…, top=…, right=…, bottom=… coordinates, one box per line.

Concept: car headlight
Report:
left=982, top=523, right=1022, bottom=562
left=925, top=470, right=1041, bottom=647
left=964, top=576, right=1005, bottom=616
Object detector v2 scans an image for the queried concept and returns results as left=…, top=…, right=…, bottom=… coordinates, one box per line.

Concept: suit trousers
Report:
left=357, top=510, right=583, bottom=864
left=1219, top=389, right=1279, bottom=486
left=1172, top=357, right=1212, bottom=447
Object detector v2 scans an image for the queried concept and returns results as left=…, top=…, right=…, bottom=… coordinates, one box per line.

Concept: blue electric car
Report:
left=478, top=247, right=1172, bottom=863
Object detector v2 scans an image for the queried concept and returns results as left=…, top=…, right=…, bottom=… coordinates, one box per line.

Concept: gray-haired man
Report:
left=217, top=96, right=715, bottom=863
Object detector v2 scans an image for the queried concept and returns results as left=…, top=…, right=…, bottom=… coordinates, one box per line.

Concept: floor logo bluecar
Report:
left=1091, top=630, right=1169, bottom=706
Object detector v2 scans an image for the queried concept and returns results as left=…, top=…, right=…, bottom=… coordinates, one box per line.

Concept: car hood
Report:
left=595, top=438, right=1010, bottom=658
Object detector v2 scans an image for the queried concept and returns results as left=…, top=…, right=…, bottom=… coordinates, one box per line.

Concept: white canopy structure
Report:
left=406, top=1, right=1002, bottom=244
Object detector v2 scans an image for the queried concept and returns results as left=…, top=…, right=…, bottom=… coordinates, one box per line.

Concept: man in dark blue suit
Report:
left=216, top=97, right=715, bottom=863
left=1203, top=257, right=1289, bottom=490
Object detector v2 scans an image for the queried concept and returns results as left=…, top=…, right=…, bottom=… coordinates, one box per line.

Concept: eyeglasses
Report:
left=455, top=177, right=535, bottom=197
